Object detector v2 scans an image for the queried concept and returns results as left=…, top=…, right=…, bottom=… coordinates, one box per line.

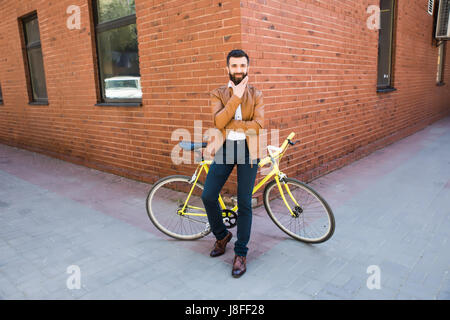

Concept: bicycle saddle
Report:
left=179, top=141, right=208, bottom=151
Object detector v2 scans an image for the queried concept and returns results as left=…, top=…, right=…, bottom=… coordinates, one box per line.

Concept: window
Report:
left=21, top=13, right=48, bottom=104
left=437, top=41, right=446, bottom=85
left=93, top=0, right=142, bottom=105
left=0, top=83, right=3, bottom=104
left=376, top=0, right=396, bottom=92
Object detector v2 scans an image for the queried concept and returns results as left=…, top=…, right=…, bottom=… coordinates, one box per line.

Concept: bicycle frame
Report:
left=178, top=132, right=301, bottom=218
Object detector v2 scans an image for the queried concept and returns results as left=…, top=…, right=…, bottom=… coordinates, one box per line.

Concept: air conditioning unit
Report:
left=435, top=0, right=450, bottom=39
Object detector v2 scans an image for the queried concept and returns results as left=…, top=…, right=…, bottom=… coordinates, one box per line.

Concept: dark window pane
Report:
left=24, top=18, right=41, bottom=45
left=437, top=42, right=446, bottom=83
left=27, top=47, right=48, bottom=100
left=97, top=23, right=141, bottom=100
left=380, top=0, right=393, bottom=10
left=377, top=0, right=394, bottom=88
left=0, top=84, right=3, bottom=101
left=97, top=0, right=136, bottom=23
left=377, top=11, right=392, bottom=86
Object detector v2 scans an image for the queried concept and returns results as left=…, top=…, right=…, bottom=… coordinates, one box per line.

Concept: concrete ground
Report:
left=0, top=116, right=449, bottom=300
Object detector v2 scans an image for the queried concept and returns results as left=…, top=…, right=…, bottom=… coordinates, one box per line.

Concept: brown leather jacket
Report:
left=204, top=84, right=265, bottom=168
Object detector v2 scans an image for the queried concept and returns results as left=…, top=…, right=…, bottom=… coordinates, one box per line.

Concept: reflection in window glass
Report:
left=97, top=0, right=136, bottom=23
left=104, top=77, right=141, bottom=99
left=27, top=47, right=48, bottom=100
left=22, top=14, right=48, bottom=103
left=105, top=79, right=138, bottom=89
left=24, top=18, right=41, bottom=44
left=377, top=0, right=395, bottom=89
left=95, top=0, right=141, bottom=102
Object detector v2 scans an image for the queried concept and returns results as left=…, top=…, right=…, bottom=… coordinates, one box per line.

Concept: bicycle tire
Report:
left=146, top=175, right=211, bottom=240
left=263, top=177, right=335, bottom=243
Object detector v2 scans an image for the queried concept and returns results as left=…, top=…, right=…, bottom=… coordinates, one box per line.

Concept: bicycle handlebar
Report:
left=258, top=157, right=272, bottom=167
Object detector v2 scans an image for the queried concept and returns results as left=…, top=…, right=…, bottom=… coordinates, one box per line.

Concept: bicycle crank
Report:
left=222, top=209, right=237, bottom=229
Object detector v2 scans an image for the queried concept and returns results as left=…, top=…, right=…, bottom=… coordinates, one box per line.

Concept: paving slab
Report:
left=1, top=116, right=449, bottom=299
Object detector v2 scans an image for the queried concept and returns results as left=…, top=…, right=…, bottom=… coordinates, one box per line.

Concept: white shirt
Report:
left=226, top=81, right=246, bottom=140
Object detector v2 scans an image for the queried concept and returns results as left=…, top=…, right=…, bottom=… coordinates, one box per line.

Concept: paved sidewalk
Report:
left=0, top=116, right=449, bottom=300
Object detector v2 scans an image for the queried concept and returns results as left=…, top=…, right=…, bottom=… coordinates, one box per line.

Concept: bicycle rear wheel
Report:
left=146, top=175, right=211, bottom=240
left=263, top=177, right=335, bottom=243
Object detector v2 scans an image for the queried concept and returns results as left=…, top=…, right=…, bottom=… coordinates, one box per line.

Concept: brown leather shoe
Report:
left=210, top=231, right=232, bottom=257
left=232, top=255, right=247, bottom=278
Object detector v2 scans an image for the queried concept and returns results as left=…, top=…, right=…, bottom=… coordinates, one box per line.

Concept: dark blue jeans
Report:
left=201, top=139, right=259, bottom=257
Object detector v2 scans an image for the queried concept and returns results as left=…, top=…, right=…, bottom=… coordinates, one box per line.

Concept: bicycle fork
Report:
left=275, top=172, right=302, bottom=218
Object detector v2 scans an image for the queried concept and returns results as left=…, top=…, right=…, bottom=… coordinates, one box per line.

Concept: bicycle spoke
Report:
left=146, top=176, right=210, bottom=240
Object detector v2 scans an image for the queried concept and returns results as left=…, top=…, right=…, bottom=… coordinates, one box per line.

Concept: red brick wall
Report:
left=0, top=0, right=108, bottom=174
left=0, top=0, right=449, bottom=206
left=241, top=0, right=450, bottom=190
left=137, top=0, right=242, bottom=181
left=0, top=0, right=242, bottom=183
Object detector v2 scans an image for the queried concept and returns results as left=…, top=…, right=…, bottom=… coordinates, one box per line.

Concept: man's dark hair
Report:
left=227, top=49, right=249, bottom=66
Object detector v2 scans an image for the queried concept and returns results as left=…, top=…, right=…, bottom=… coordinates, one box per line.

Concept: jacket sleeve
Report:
left=224, top=90, right=264, bottom=135
left=211, top=89, right=242, bottom=130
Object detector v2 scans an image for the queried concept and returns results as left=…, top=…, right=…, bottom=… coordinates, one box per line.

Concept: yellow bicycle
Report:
left=146, top=132, right=335, bottom=243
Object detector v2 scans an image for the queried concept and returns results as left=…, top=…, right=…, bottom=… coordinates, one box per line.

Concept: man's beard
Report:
left=229, top=72, right=247, bottom=85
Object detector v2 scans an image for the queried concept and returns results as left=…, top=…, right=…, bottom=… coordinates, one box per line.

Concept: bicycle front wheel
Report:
left=263, top=177, right=335, bottom=243
left=146, top=175, right=211, bottom=240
